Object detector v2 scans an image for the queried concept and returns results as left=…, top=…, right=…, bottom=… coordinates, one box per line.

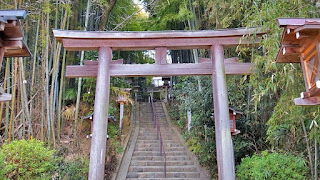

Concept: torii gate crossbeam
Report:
left=53, top=28, right=264, bottom=180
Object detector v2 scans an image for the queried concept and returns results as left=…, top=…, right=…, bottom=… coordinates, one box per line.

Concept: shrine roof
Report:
left=276, top=18, right=320, bottom=63
left=0, top=9, right=31, bottom=57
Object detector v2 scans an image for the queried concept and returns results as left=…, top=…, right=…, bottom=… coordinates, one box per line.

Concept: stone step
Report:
left=139, top=123, right=168, bottom=125
left=135, top=143, right=183, bottom=148
left=131, top=156, right=190, bottom=161
left=130, top=160, right=194, bottom=166
left=138, top=132, right=174, bottom=136
left=128, top=165, right=198, bottom=173
left=126, top=172, right=200, bottom=178
left=138, top=130, right=175, bottom=133
left=136, top=140, right=180, bottom=143
left=137, top=136, right=174, bottom=140
left=138, top=133, right=176, bottom=136
left=134, top=147, right=185, bottom=152
left=133, top=151, right=187, bottom=157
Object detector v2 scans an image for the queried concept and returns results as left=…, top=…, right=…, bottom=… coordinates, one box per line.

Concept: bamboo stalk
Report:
left=30, top=16, right=40, bottom=116
left=8, top=58, right=18, bottom=142
left=19, top=66, right=24, bottom=139
left=49, top=7, right=68, bottom=146
left=301, top=119, right=314, bottom=178
left=57, top=48, right=67, bottom=142
left=4, top=58, right=10, bottom=139
left=19, top=58, right=33, bottom=138
left=41, top=91, right=45, bottom=141
left=315, top=138, right=318, bottom=180
left=45, top=1, right=51, bottom=141
left=74, top=0, right=91, bottom=146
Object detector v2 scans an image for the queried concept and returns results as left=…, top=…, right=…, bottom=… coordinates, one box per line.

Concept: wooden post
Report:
left=88, top=47, right=112, bottom=180
left=211, top=45, right=235, bottom=180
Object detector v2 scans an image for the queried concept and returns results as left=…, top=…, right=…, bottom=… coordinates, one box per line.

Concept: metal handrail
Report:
left=150, top=98, right=166, bottom=178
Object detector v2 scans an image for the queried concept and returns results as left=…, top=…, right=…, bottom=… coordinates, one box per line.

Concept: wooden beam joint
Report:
left=155, top=47, right=167, bottom=64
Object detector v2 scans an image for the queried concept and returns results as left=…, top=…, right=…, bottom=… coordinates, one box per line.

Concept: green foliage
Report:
left=0, top=140, right=57, bottom=180
left=63, top=88, right=77, bottom=101
left=0, top=151, right=7, bottom=178
left=237, top=151, right=308, bottom=180
left=56, top=156, right=89, bottom=180
left=108, top=123, right=120, bottom=139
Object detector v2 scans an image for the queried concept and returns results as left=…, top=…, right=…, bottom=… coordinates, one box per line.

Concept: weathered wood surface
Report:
left=211, top=45, right=235, bottom=180
left=66, top=61, right=254, bottom=77
left=60, top=37, right=262, bottom=51
left=278, top=18, right=320, bottom=27
left=155, top=47, right=167, bottom=64
left=53, top=27, right=264, bottom=40
left=88, top=47, right=112, bottom=180
left=53, top=28, right=264, bottom=51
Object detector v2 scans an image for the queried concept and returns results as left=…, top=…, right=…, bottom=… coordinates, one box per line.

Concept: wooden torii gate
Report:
left=53, top=28, right=264, bottom=180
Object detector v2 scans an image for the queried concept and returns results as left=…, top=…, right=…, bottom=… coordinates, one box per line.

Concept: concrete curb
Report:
left=162, top=102, right=211, bottom=180
left=113, top=103, right=140, bottom=180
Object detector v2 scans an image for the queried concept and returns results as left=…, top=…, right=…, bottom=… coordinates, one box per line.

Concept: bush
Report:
left=57, top=156, right=89, bottom=180
left=0, top=139, right=57, bottom=180
left=237, top=151, right=308, bottom=180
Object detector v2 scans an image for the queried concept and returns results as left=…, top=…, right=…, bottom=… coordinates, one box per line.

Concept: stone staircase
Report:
left=122, top=102, right=208, bottom=180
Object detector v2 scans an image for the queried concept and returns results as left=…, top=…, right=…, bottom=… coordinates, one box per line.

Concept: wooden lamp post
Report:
left=276, top=18, right=320, bottom=105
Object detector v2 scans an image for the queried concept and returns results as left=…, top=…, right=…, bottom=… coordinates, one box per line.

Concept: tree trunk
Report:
left=99, top=0, right=118, bottom=30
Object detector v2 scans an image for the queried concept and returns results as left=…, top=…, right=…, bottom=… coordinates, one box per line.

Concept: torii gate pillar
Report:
left=88, top=47, right=112, bottom=180
left=211, top=45, right=235, bottom=179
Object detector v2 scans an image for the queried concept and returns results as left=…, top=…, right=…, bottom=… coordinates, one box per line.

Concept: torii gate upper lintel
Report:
left=53, top=28, right=264, bottom=180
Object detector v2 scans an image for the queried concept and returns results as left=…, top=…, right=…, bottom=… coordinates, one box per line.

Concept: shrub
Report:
left=237, top=151, right=308, bottom=180
left=57, top=156, right=89, bottom=180
left=0, top=139, right=57, bottom=180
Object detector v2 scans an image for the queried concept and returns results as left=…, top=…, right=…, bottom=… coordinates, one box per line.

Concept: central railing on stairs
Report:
left=150, top=98, right=166, bottom=178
